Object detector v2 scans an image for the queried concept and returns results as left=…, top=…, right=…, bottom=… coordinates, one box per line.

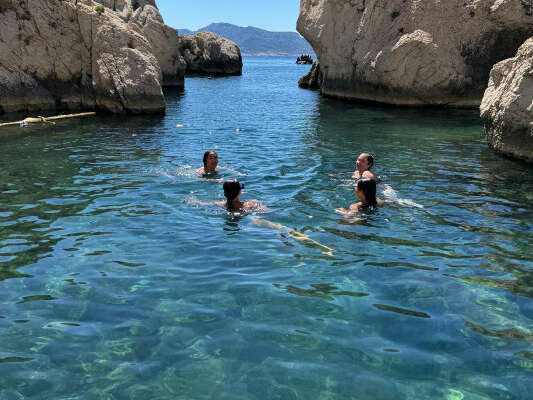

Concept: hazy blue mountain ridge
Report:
left=179, top=23, right=315, bottom=56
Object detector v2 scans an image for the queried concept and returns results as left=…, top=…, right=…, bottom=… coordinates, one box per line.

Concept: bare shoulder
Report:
left=349, top=203, right=362, bottom=212
left=362, top=170, right=377, bottom=180
left=196, top=167, right=205, bottom=173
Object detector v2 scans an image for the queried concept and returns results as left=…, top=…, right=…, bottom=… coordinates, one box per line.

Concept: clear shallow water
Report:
left=0, top=57, right=533, bottom=399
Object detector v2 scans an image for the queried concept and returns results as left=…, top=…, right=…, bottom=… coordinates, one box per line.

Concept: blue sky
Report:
left=156, top=0, right=302, bottom=32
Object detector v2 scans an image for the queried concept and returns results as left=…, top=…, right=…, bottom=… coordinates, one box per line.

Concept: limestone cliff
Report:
left=297, top=0, right=533, bottom=107
left=130, top=5, right=186, bottom=86
left=481, top=38, right=533, bottom=163
left=0, top=0, right=165, bottom=114
left=0, top=0, right=241, bottom=115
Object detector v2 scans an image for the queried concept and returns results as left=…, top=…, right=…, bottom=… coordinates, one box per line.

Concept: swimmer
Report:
left=218, top=179, right=262, bottom=212
left=353, top=153, right=377, bottom=181
left=196, top=151, right=245, bottom=178
left=336, top=178, right=385, bottom=215
left=197, top=151, right=218, bottom=174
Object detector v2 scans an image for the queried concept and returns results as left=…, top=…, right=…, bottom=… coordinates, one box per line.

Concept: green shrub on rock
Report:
left=94, top=5, right=104, bottom=15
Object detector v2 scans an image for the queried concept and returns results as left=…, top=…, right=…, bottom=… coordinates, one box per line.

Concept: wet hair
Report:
left=203, top=151, right=217, bottom=169
left=223, top=179, right=243, bottom=210
left=357, top=178, right=377, bottom=207
left=363, top=153, right=374, bottom=169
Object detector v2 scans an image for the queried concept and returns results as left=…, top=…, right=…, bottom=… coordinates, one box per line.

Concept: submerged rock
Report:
left=179, top=32, right=242, bottom=76
left=297, top=0, right=533, bottom=107
left=481, top=38, right=533, bottom=163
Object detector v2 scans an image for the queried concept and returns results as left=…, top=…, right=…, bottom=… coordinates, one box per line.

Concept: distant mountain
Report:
left=179, top=23, right=315, bottom=57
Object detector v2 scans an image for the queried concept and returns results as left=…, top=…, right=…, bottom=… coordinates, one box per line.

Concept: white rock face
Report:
left=95, top=0, right=240, bottom=84
left=94, top=0, right=185, bottom=86
left=297, top=0, right=533, bottom=107
left=0, top=0, right=243, bottom=114
left=481, top=38, right=533, bottom=163
left=179, top=32, right=242, bottom=76
left=0, top=0, right=165, bottom=114
left=130, top=5, right=186, bottom=86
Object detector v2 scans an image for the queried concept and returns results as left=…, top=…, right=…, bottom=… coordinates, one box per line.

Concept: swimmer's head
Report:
left=203, top=151, right=218, bottom=172
left=223, top=179, right=244, bottom=210
left=356, top=178, right=377, bottom=207
left=356, top=153, right=374, bottom=171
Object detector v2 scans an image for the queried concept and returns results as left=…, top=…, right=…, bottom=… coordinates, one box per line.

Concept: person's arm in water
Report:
left=335, top=202, right=362, bottom=215
left=335, top=198, right=386, bottom=215
left=186, top=196, right=224, bottom=207
left=203, top=200, right=258, bottom=208
left=243, top=201, right=270, bottom=212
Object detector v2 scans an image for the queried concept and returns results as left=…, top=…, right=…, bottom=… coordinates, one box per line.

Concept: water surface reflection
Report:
left=0, top=57, right=532, bottom=400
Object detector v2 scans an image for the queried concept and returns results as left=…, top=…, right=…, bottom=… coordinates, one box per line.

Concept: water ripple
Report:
left=0, top=57, right=532, bottom=399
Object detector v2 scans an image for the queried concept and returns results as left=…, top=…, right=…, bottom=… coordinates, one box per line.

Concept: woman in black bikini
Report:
left=336, top=178, right=384, bottom=215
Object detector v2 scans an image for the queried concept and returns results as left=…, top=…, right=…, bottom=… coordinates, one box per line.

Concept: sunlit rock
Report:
left=0, top=0, right=165, bottom=114
left=297, top=0, right=533, bottom=107
left=179, top=32, right=243, bottom=76
left=481, top=38, right=533, bottom=163
left=130, top=5, right=186, bottom=86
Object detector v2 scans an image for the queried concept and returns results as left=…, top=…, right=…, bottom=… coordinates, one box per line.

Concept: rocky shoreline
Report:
left=297, top=0, right=533, bottom=163
left=1, top=0, right=530, bottom=163
left=0, top=0, right=242, bottom=115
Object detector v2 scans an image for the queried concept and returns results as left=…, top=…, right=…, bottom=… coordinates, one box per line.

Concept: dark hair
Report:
left=364, top=153, right=374, bottom=169
left=223, top=179, right=243, bottom=210
left=203, top=151, right=217, bottom=168
left=357, top=178, right=377, bottom=207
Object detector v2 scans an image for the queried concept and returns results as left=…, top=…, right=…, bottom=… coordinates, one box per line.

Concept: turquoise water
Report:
left=1, top=57, right=533, bottom=399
